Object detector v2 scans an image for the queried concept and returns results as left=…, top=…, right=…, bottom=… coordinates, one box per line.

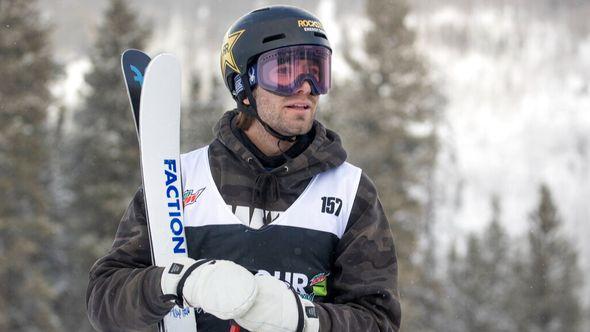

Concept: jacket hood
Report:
left=214, top=110, right=347, bottom=183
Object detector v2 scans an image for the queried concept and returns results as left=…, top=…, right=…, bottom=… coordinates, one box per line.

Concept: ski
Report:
left=121, top=49, right=151, bottom=135
left=135, top=53, right=197, bottom=331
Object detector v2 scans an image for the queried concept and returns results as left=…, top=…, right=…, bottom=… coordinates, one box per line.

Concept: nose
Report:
left=295, top=80, right=312, bottom=95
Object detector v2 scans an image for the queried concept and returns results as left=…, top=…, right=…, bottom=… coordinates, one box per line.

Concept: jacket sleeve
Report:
left=315, top=173, right=401, bottom=332
left=86, top=187, right=174, bottom=332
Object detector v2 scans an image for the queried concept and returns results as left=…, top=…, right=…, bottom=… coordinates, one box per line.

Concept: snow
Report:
left=409, top=2, right=590, bottom=299
left=51, top=58, right=91, bottom=109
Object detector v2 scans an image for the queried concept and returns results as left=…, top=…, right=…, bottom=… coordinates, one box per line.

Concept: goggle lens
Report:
left=256, top=45, right=331, bottom=96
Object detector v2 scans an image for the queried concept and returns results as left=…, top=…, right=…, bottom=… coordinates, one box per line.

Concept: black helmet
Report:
left=220, top=5, right=331, bottom=97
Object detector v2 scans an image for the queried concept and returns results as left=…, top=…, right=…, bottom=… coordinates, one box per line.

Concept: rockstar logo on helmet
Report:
left=220, top=29, right=245, bottom=75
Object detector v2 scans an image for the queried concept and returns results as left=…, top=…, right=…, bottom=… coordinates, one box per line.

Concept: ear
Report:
left=242, top=87, right=257, bottom=106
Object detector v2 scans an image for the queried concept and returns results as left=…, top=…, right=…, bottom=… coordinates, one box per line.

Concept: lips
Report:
left=285, top=101, right=312, bottom=110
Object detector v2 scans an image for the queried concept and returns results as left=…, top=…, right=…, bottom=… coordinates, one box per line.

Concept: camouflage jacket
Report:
left=86, top=111, right=401, bottom=331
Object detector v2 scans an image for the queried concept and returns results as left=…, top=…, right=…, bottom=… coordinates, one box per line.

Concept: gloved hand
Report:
left=160, top=257, right=257, bottom=320
left=234, top=275, right=320, bottom=332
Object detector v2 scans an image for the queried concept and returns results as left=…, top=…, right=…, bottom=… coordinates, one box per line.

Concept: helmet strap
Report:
left=237, top=72, right=298, bottom=143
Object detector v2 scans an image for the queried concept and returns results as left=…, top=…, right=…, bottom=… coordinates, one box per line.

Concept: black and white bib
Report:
left=181, top=145, right=361, bottom=304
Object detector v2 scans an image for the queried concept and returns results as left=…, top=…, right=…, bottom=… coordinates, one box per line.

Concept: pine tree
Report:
left=447, top=235, right=486, bottom=332
left=507, top=245, right=530, bottom=331
left=406, top=235, right=450, bottom=331
left=323, top=0, right=442, bottom=327
left=60, top=0, right=150, bottom=329
left=519, top=184, right=582, bottom=332
left=446, top=197, right=516, bottom=331
left=475, top=196, right=515, bottom=331
left=0, top=1, right=61, bottom=330
left=446, top=242, right=466, bottom=331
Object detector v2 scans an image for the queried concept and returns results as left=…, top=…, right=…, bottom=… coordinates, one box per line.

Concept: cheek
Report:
left=257, top=96, right=278, bottom=119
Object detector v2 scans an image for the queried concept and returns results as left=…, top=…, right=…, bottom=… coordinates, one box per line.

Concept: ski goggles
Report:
left=235, top=45, right=332, bottom=96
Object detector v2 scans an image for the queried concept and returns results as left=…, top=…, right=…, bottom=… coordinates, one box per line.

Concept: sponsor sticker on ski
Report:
left=164, top=159, right=186, bottom=254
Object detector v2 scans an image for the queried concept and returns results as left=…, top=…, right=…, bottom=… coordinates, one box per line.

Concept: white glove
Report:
left=160, top=257, right=258, bottom=320
left=234, top=275, right=320, bottom=332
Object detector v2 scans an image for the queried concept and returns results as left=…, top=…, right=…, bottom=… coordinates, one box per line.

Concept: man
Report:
left=87, top=5, right=401, bottom=332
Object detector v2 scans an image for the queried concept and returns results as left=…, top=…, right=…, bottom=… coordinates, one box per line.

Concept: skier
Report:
left=87, top=5, right=401, bottom=332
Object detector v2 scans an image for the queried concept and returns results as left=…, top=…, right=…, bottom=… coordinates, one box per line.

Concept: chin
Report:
left=293, top=124, right=314, bottom=136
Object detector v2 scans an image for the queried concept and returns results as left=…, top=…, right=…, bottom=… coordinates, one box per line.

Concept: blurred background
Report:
left=1, top=0, right=589, bottom=331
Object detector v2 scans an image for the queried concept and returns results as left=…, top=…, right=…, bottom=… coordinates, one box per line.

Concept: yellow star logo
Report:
left=220, top=29, right=245, bottom=75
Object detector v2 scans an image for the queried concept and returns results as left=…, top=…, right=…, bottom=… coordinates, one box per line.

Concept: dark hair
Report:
left=235, top=111, right=255, bottom=130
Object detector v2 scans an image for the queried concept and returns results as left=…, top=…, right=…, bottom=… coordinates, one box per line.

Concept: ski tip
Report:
left=122, top=49, right=150, bottom=60
left=145, top=53, right=181, bottom=78
left=122, top=48, right=145, bottom=56
left=151, top=53, right=181, bottom=63
left=121, top=49, right=152, bottom=84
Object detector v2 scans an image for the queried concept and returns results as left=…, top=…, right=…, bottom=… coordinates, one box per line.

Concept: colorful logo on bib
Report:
left=299, top=272, right=330, bottom=301
left=183, top=187, right=205, bottom=207
left=307, top=272, right=329, bottom=298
